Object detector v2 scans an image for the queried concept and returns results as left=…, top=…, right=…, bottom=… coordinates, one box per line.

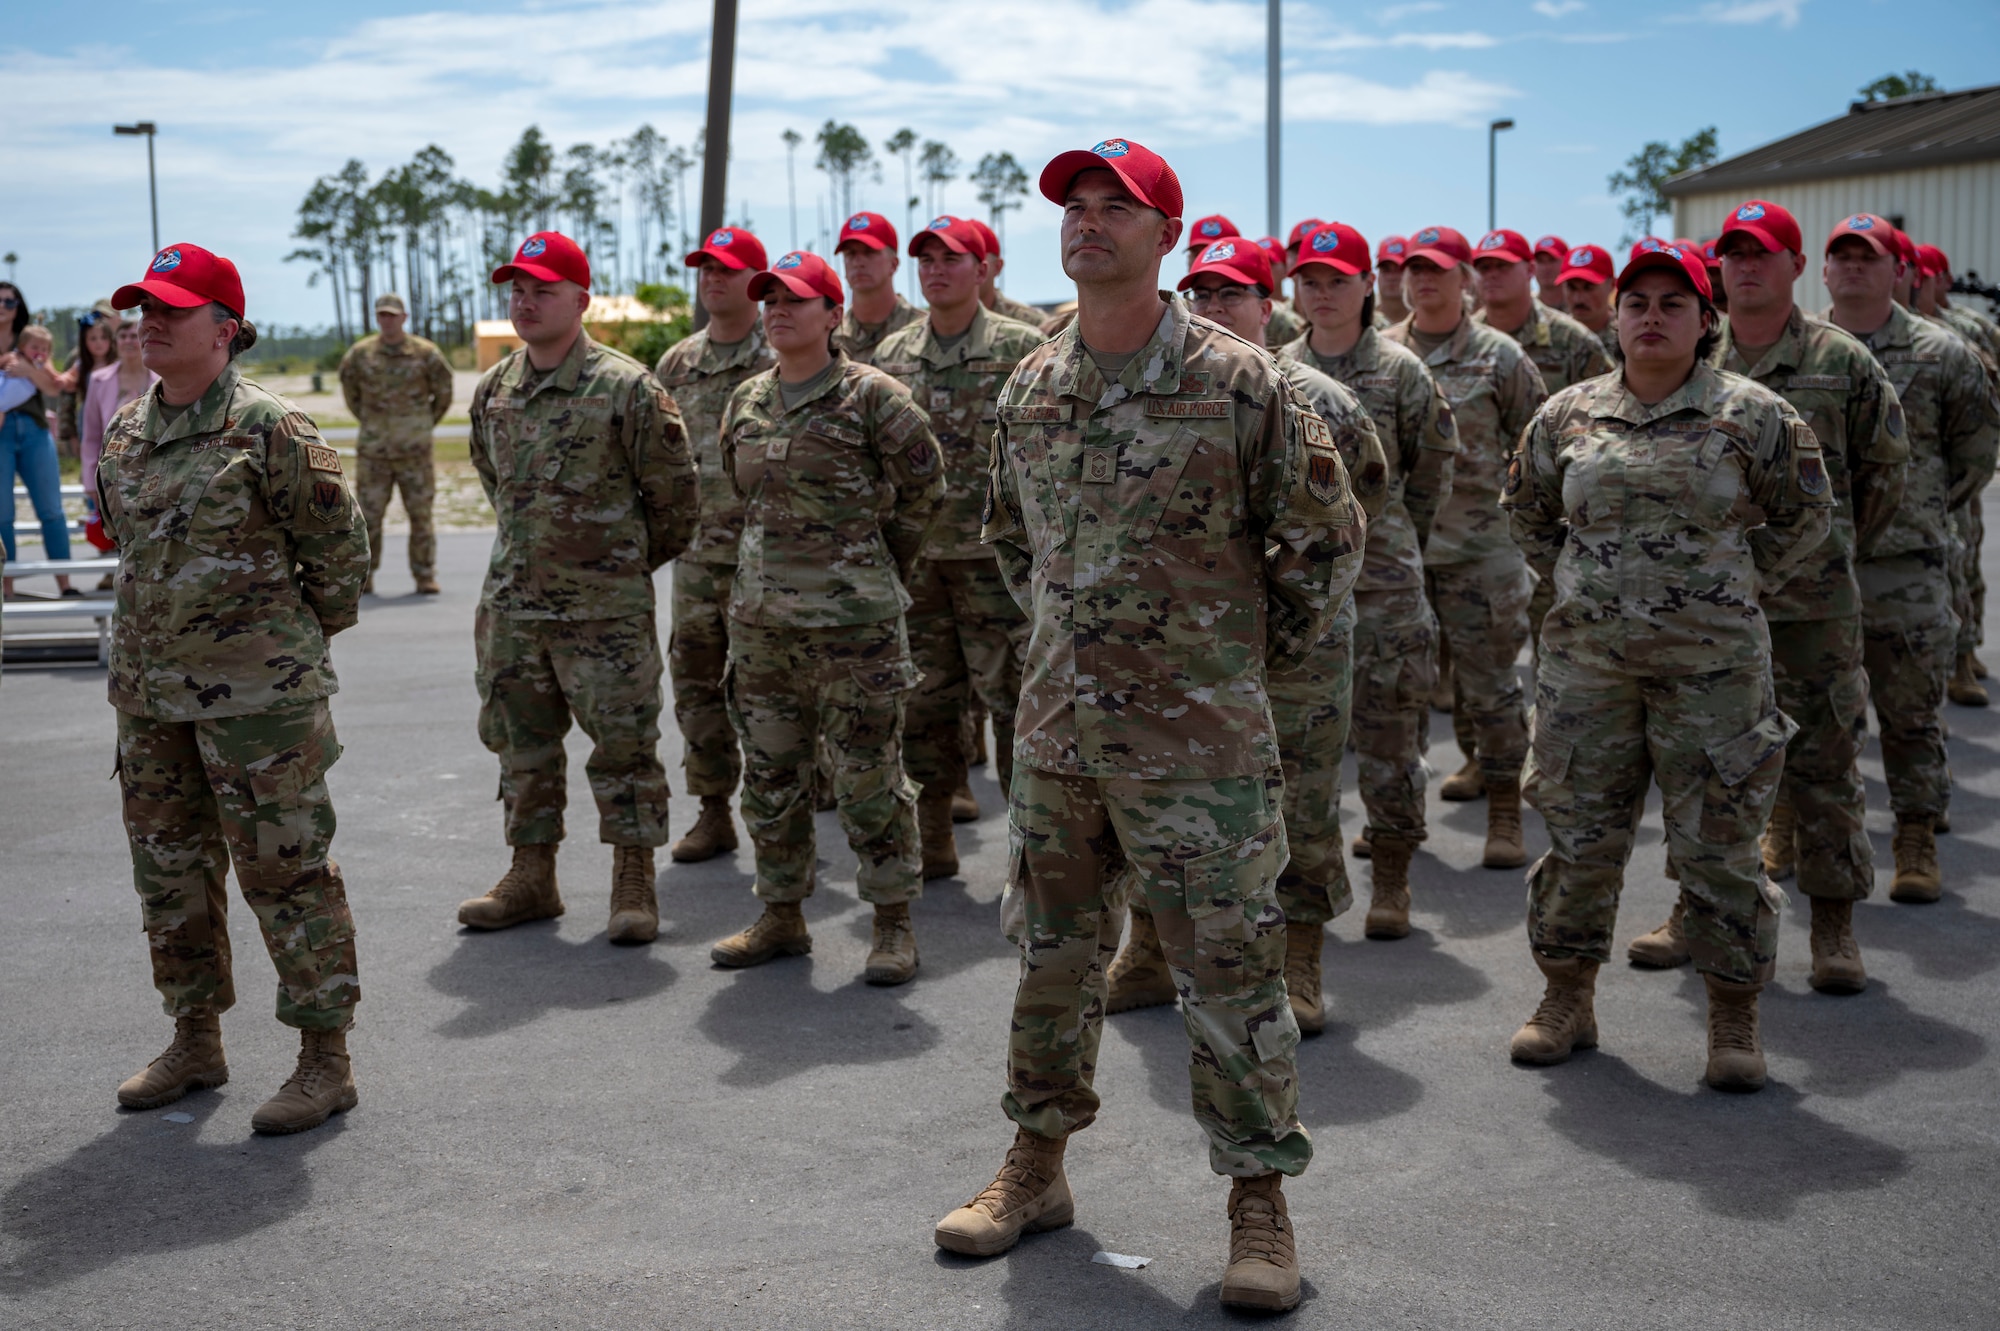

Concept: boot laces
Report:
left=1709, top=994, right=1758, bottom=1051
left=873, top=910, right=912, bottom=954
left=1527, top=983, right=1587, bottom=1036
left=610, top=850, right=653, bottom=915
left=279, top=1033, right=342, bottom=1098
left=1810, top=908, right=1858, bottom=960
left=152, top=1021, right=214, bottom=1075
left=492, top=849, right=549, bottom=906
left=968, top=1141, right=1058, bottom=1218
left=1893, top=821, right=1936, bottom=869
left=1229, top=1185, right=1295, bottom=1266
left=1284, top=935, right=1321, bottom=1005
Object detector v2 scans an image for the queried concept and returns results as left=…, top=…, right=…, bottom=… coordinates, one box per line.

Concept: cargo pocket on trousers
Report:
left=1182, top=821, right=1288, bottom=997
left=838, top=655, right=921, bottom=756
left=1522, top=710, right=1572, bottom=810
left=248, top=736, right=339, bottom=872
left=1699, top=710, right=1799, bottom=844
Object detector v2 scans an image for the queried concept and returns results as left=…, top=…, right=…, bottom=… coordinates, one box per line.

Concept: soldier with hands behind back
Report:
left=99, top=244, right=369, bottom=1135
left=337, top=292, right=453, bottom=595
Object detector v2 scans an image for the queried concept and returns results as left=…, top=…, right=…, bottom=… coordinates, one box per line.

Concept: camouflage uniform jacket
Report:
left=337, top=333, right=453, bottom=454
left=985, top=290, right=1050, bottom=332
left=833, top=293, right=925, bottom=365
left=1503, top=364, right=1834, bottom=676
left=1274, top=354, right=1389, bottom=523
left=1284, top=327, right=1458, bottom=594
left=1927, top=307, right=2000, bottom=382
left=875, top=303, right=1047, bottom=561
left=1476, top=299, right=1612, bottom=396
left=1716, top=306, right=1908, bottom=621
left=95, top=364, right=368, bottom=721
left=1853, top=303, right=2000, bottom=560
left=1940, top=303, right=1999, bottom=365
left=720, top=353, right=944, bottom=628
left=981, top=294, right=1367, bottom=779
left=652, top=324, right=775, bottom=565
left=1384, top=315, right=1548, bottom=566
left=469, top=333, right=696, bottom=620
left=1266, top=298, right=1305, bottom=351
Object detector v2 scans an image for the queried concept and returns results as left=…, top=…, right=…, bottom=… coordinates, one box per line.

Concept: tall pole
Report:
left=694, top=0, right=738, bottom=332
left=1487, top=118, right=1514, bottom=233
left=1266, top=0, right=1281, bottom=238
left=114, top=122, right=160, bottom=254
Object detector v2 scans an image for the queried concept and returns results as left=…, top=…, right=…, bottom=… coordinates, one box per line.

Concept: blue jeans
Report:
left=1, top=410, right=71, bottom=562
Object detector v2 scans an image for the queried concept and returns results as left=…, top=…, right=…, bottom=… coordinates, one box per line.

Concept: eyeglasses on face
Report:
left=1188, top=284, right=1256, bottom=309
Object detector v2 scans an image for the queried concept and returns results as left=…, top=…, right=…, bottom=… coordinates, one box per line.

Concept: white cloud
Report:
left=1376, top=1, right=1448, bottom=21
left=1531, top=0, right=1587, bottom=16
left=1690, top=0, right=1806, bottom=25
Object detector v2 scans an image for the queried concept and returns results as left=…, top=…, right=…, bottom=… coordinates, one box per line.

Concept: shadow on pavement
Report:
left=426, top=919, right=678, bottom=1038
left=935, top=1224, right=1250, bottom=1330
left=0, top=1096, right=338, bottom=1294
left=695, top=955, right=942, bottom=1089
left=1760, top=978, right=1988, bottom=1098
left=1536, top=1053, right=1910, bottom=1220
left=1829, top=889, right=2000, bottom=983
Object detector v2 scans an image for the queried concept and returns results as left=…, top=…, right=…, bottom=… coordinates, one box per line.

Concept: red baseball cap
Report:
left=836, top=212, right=897, bottom=253
left=965, top=217, right=1001, bottom=258
left=1474, top=229, right=1533, bottom=264
left=1718, top=200, right=1801, bottom=256
left=1287, top=218, right=1328, bottom=251
left=1294, top=222, right=1371, bottom=276
left=1533, top=234, right=1568, bottom=259
left=493, top=231, right=591, bottom=288
left=1618, top=238, right=1713, bottom=301
left=1187, top=214, right=1240, bottom=248
left=1556, top=244, right=1615, bottom=286
left=1376, top=235, right=1410, bottom=267
left=1176, top=236, right=1274, bottom=295
left=1916, top=243, right=1950, bottom=278
left=684, top=225, right=768, bottom=272
left=1405, top=225, right=1472, bottom=269
left=748, top=251, right=845, bottom=304
left=1257, top=236, right=1288, bottom=273
left=1701, top=240, right=1722, bottom=270
left=113, top=243, right=246, bottom=316
left=911, top=215, right=985, bottom=257
left=1826, top=213, right=1894, bottom=258
left=1038, top=138, right=1183, bottom=219
left=1891, top=228, right=1920, bottom=271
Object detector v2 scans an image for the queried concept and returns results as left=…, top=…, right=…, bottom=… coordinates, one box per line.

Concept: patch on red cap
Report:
left=1176, top=237, right=1274, bottom=296
left=112, top=243, right=246, bottom=316
left=1287, top=218, right=1328, bottom=250
left=492, top=230, right=591, bottom=289
left=1405, top=226, right=1472, bottom=269
left=837, top=212, right=897, bottom=252
left=1826, top=214, right=1894, bottom=258
left=1555, top=244, right=1614, bottom=286
left=1722, top=200, right=1805, bottom=256
left=1475, top=230, right=1533, bottom=264
left=1188, top=214, right=1239, bottom=247
left=749, top=250, right=845, bottom=305
left=1617, top=239, right=1713, bottom=301
left=1293, top=222, right=1371, bottom=276
left=1038, top=138, right=1183, bottom=220
left=685, top=226, right=768, bottom=272
left=1376, top=236, right=1408, bottom=265
left=1533, top=234, right=1567, bottom=258
left=911, top=215, right=984, bottom=258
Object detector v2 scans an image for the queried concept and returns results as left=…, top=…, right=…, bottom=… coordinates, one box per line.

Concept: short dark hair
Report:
left=1694, top=297, right=1721, bottom=363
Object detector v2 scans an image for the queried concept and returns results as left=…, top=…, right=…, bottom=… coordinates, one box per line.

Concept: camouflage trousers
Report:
left=1523, top=657, right=1787, bottom=984
left=1351, top=585, right=1438, bottom=842
left=1859, top=553, right=1956, bottom=821
left=998, top=767, right=1310, bottom=1179
left=474, top=608, right=671, bottom=848
left=668, top=559, right=742, bottom=800
left=1268, top=600, right=1354, bottom=926
left=1951, top=499, right=1986, bottom=654
left=355, top=445, right=437, bottom=579
left=1769, top=615, right=1875, bottom=900
left=1428, top=552, right=1531, bottom=780
left=725, top=617, right=922, bottom=904
left=115, top=699, right=359, bottom=1031
left=904, top=556, right=1026, bottom=800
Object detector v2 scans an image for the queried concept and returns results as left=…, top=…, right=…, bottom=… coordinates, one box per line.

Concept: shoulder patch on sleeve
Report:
left=304, top=442, right=344, bottom=475
left=884, top=405, right=924, bottom=445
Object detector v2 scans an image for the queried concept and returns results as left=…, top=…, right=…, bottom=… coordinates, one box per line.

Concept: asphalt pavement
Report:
left=3, top=529, right=1997, bottom=1329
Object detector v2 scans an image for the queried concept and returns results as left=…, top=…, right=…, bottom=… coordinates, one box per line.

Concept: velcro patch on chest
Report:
left=968, top=359, right=1019, bottom=375
left=930, top=388, right=954, bottom=412
left=808, top=414, right=866, bottom=446
left=568, top=396, right=611, bottom=410
left=877, top=362, right=922, bottom=377
left=304, top=442, right=344, bottom=474
left=1784, top=374, right=1852, bottom=391
left=1358, top=374, right=1398, bottom=389
left=1001, top=403, right=1071, bottom=424
left=1143, top=397, right=1231, bottom=419
left=1084, top=447, right=1117, bottom=484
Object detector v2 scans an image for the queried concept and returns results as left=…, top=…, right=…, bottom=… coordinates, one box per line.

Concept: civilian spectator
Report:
left=53, top=302, right=120, bottom=461
left=0, top=287, right=78, bottom=597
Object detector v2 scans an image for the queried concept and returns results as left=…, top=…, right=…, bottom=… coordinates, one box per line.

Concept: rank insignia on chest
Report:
left=304, top=442, right=343, bottom=474
left=1307, top=451, right=1344, bottom=505
left=1084, top=447, right=1116, bottom=484
left=931, top=388, right=953, bottom=412
left=1797, top=453, right=1828, bottom=496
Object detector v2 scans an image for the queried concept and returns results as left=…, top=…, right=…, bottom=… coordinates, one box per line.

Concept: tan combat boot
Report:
left=1439, top=758, right=1485, bottom=801
left=414, top=573, right=441, bottom=595
left=361, top=575, right=374, bottom=596
left=1948, top=653, right=1990, bottom=707
left=919, top=791, right=960, bottom=881
left=458, top=844, right=563, bottom=929
left=117, top=1014, right=227, bottom=1110
left=1760, top=801, right=1797, bottom=880
left=1626, top=898, right=1691, bottom=969
left=1890, top=815, right=1942, bottom=903
left=1106, top=907, right=1178, bottom=1013
left=1808, top=897, right=1867, bottom=995
left=607, top=845, right=658, bottom=944
left=1703, top=974, right=1766, bottom=1092
left=864, top=902, right=920, bottom=985
left=1221, top=1173, right=1300, bottom=1312
left=1975, top=652, right=1991, bottom=680
left=1284, top=922, right=1325, bottom=1036
left=710, top=901, right=812, bottom=967
left=1350, top=828, right=1372, bottom=859
left=1509, top=954, right=1599, bottom=1065
left=1483, top=775, right=1527, bottom=869
left=670, top=796, right=738, bottom=863
left=951, top=781, right=980, bottom=823
left=934, top=1128, right=1073, bottom=1257
left=1364, top=835, right=1414, bottom=940
left=251, top=1026, right=358, bottom=1135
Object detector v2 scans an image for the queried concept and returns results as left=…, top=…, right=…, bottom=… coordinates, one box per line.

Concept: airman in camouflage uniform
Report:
left=1504, top=250, right=1834, bottom=1091
left=337, top=293, right=453, bottom=595
left=1282, top=220, right=1458, bottom=941
left=707, top=286, right=944, bottom=982
left=652, top=227, right=778, bottom=862
left=456, top=231, right=698, bottom=948
left=1385, top=226, right=1548, bottom=869
left=99, top=243, right=370, bottom=1135
left=832, top=211, right=925, bottom=365
left=875, top=221, right=1043, bottom=879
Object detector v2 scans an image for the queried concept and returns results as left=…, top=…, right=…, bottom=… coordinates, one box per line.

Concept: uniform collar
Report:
left=1864, top=302, right=1919, bottom=353
left=761, top=352, right=852, bottom=418
left=142, top=362, right=242, bottom=444
left=1400, top=313, right=1477, bottom=366
left=503, top=330, right=595, bottom=400
left=1482, top=300, right=1550, bottom=347
left=842, top=293, right=916, bottom=338
left=1720, top=305, right=1808, bottom=378
left=373, top=335, right=415, bottom=358
left=1588, top=361, right=1724, bottom=426
left=1047, top=292, right=1190, bottom=407
left=695, top=322, right=768, bottom=375
left=1304, top=323, right=1380, bottom=374
left=913, top=303, right=1000, bottom=368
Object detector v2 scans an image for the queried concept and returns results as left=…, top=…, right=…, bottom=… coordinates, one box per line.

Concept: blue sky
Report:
left=4, top=0, right=1995, bottom=326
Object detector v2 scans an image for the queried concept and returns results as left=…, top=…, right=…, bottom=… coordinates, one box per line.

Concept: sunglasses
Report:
left=0, top=296, right=20, bottom=309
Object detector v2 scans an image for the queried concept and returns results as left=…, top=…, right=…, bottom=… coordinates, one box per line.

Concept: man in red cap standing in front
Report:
left=651, top=226, right=776, bottom=864
left=931, top=137, right=1367, bottom=1313
left=454, top=231, right=698, bottom=946
left=832, top=211, right=923, bottom=363
left=99, top=243, right=370, bottom=1134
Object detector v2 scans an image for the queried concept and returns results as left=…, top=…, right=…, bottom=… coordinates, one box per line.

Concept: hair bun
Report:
left=231, top=318, right=258, bottom=357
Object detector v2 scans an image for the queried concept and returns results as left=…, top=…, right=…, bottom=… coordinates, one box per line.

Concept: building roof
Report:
left=1663, top=83, right=2000, bottom=197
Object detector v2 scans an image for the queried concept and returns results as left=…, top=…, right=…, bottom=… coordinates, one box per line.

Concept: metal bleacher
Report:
left=5, top=482, right=117, bottom=669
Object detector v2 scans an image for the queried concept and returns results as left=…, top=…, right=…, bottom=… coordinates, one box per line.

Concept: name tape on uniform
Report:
left=1001, top=404, right=1072, bottom=423
left=1143, top=398, right=1231, bottom=420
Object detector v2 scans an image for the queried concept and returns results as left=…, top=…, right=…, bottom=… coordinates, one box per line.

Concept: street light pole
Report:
left=1487, top=118, right=1514, bottom=233
left=1266, top=0, right=1281, bottom=238
left=693, top=0, right=738, bottom=333
left=113, top=121, right=159, bottom=254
